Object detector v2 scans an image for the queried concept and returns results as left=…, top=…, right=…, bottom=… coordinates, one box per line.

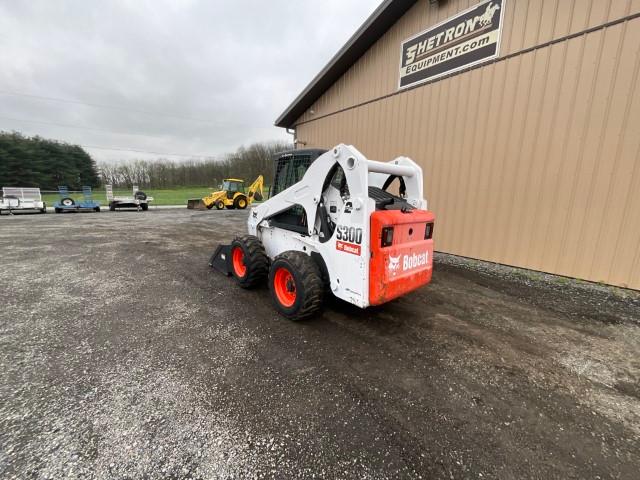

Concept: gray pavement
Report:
left=1, top=209, right=639, bottom=479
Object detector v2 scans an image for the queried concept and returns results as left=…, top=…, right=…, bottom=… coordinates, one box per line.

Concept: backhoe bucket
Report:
left=187, top=198, right=206, bottom=210
left=209, top=244, right=232, bottom=276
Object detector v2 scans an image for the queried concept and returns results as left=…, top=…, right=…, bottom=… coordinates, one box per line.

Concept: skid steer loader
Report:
left=209, top=144, right=435, bottom=320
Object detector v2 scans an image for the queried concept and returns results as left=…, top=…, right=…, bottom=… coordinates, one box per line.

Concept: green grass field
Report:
left=40, top=186, right=268, bottom=207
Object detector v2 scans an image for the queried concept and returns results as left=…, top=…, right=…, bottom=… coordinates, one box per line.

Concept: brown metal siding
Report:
left=298, top=0, right=640, bottom=123
left=294, top=4, right=640, bottom=289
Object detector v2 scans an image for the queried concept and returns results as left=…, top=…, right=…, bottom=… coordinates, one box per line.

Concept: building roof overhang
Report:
left=275, top=0, right=419, bottom=128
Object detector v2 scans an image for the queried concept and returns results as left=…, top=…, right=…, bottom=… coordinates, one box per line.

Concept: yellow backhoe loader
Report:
left=195, top=175, right=264, bottom=210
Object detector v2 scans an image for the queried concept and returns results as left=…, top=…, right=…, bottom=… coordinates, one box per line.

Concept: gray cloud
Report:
left=0, top=0, right=380, bottom=161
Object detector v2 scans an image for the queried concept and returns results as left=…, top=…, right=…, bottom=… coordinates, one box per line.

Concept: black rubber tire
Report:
left=268, top=251, right=324, bottom=321
left=134, top=191, right=147, bottom=200
left=94, top=206, right=101, bottom=212
left=40, top=203, right=46, bottom=214
left=215, top=201, right=225, bottom=210
left=60, top=197, right=75, bottom=207
left=229, top=235, right=269, bottom=289
left=141, top=203, right=149, bottom=211
left=109, top=202, right=116, bottom=211
left=206, top=203, right=214, bottom=210
left=234, top=195, right=248, bottom=210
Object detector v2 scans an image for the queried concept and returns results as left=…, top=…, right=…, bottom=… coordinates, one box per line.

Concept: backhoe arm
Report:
left=247, top=175, right=264, bottom=203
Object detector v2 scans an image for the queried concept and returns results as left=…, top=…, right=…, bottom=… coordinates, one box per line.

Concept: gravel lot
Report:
left=1, top=209, right=639, bottom=479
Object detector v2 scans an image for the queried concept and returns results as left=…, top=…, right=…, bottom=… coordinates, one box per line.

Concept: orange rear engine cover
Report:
left=369, top=209, right=435, bottom=306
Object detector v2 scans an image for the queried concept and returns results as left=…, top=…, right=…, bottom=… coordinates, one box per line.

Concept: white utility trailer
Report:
left=0, top=187, right=47, bottom=215
left=106, top=185, right=153, bottom=211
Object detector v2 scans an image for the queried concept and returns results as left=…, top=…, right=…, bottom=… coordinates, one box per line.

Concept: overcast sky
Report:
left=0, top=0, right=380, bottom=162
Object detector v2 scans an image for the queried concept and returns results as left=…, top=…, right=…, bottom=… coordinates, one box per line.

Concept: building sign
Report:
left=399, top=0, right=505, bottom=89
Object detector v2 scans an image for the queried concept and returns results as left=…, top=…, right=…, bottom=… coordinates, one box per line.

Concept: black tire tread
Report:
left=234, top=195, right=248, bottom=209
left=271, top=251, right=324, bottom=321
left=231, top=235, right=269, bottom=288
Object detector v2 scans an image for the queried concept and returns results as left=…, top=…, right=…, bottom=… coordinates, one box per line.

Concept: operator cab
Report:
left=222, top=178, right=245, bottom=200
left=269, top=149, right=326, bottom=234
left=222, top=179, right=245, bottom=192
left=270, top=149, right=327, bottom=197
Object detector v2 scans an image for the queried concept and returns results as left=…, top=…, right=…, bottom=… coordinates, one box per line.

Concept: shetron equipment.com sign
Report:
left=399, top=0, right=505, bottom=89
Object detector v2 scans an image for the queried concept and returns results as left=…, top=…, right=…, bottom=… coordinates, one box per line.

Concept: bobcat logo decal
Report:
left=388, top=255, right=401, bottom=276
left=387, top=252, right=431, bottom=277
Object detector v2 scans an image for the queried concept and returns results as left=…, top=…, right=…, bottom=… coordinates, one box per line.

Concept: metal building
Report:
left=276, top=0, right=640, bottom=290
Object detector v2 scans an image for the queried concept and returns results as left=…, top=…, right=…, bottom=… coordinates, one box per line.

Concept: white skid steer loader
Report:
left=210, top=144, right=435, bottom=320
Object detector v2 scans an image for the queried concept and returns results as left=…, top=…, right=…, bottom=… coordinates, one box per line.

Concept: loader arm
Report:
left=248, top=145, right=425, bottom=238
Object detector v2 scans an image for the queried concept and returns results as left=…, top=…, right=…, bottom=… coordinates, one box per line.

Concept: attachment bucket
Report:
left=209, top=244, right=232, bottom=276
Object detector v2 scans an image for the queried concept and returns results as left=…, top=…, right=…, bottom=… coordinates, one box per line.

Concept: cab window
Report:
left=223, top=181, right=243, bottom=192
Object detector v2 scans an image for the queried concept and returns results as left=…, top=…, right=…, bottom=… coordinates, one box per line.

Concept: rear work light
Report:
left=381, top=227, right=394, bottom=247
left=425, top=222, right=434, bottom=240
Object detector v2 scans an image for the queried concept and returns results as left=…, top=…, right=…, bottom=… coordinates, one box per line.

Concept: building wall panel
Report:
left=295, top=0, right=639, bottom=125
left=294, top=16, right=640, bottom=289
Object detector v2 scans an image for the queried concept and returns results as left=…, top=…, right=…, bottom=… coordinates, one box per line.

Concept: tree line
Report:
left=99, top=141, right=291, bottom=188
left=0, top=131, right=99, bottom=190
left=0, top=130, right=292, bottom=191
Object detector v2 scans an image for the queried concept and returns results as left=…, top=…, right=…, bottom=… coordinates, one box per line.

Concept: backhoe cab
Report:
left=222, top=179, right=244, bottom=193
left=202, top=175, right=264, bottom=210
left=209, top=145, right=435, bottom=321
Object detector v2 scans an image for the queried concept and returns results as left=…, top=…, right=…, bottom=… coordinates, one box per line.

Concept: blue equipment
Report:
left=54, top=186, right=101, bottom=213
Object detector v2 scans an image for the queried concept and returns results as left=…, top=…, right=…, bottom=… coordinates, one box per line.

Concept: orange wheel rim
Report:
left=232, top=247, right=246, bottom=277
left=274, top=267, right=296, bottom=307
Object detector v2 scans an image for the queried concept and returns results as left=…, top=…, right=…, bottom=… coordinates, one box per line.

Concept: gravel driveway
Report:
left=1, top=209, right=639, bottom=479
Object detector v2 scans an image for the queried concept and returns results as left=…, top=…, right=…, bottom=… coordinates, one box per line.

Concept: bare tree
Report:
left=98, top=140, right=291, bottom=188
